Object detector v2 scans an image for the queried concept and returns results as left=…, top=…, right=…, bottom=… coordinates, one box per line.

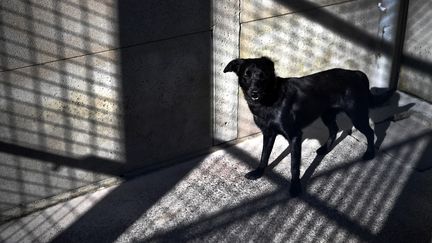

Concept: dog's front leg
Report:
left=289, top=132, right=302, bottom=197
left=245, top=131, right=276, bottom=180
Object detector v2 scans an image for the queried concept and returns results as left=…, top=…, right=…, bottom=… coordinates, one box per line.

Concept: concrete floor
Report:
left=0, top=95, right=432, bottom=243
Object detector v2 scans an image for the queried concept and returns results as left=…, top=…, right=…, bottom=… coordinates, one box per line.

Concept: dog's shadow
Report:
left=369, top=88, right=415, bottom=150
left=267, top=88, right=415, bottom=187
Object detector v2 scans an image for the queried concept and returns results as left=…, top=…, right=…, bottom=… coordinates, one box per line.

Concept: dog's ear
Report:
left=223, top=59, right=244, bottom=74
left=260, top=56, right=273, bottom=64
left=260, top=56, right=274, bottom=69
left=260, top=56, right=275, bottom=76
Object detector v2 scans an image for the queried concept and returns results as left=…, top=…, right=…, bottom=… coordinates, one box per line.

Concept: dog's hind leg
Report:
left=245, top=131, right=276, bottom=180
left=347, top=108, right=375, bottom=160
left=316, top=110, right=339, bottom=155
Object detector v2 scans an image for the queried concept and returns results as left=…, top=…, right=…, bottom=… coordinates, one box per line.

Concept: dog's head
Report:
left=224, top=57, right=276, bottom=103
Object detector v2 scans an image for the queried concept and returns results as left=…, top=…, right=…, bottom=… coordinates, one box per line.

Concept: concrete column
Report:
left=212, top=0, right=240, bottom=144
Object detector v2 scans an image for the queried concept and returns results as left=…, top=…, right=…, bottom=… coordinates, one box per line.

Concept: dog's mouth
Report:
left=250, top=91, right=261, bottom=101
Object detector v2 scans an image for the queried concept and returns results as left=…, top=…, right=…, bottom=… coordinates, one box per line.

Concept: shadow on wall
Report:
left=398, top=0, right=432, bottom=102
left=0, top=0, right=432, bottom=242
left=0, top=0, right=212, bottom=223
left=270, top=0, right=432, bottom=76
left=0, top=0, right=126, bottom=215
left=270, top=0, right=432, bottom=102
left=117, top=0, right=213, bottom=168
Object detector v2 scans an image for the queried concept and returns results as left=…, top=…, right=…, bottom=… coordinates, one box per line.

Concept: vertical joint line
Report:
left=236, top=0, right=241, bottom=140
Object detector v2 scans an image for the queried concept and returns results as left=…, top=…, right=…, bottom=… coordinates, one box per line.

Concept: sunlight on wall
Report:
left=399, top=0, right=432, bottom=102
left=0, top=0, right=124, bottom=213
left=213, top=0, right=240, bottom=143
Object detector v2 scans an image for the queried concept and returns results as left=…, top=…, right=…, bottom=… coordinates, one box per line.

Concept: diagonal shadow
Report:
left=50, top=156, right=204, bottom=243
left=136, top=129, right=431, bottom=242
left=47, top=126, right=431, bottom=242
left=272, top=0, right=432, bottom=78
left=0, top=141, right=124, bottom=176
left=1, top=0, right=431, bottom=242
left=375, top=138, right=432, bottom=242
left=45, top=1, right=214, bottom=242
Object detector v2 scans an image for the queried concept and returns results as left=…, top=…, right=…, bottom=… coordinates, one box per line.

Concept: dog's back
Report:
left=276, top=68, right=371, bottom=127
left=286, top=68, right=370, bottom=103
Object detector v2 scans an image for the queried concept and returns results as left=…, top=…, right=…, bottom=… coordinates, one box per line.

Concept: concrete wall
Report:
left=238, top=0, right=399, bottom=137
left=213, top=1, right=241, bottom=143
left=1, top=0, right=429, bottom=221
left=398, top=0, right=432, bottom=103
left=0, top=0, right=217, bottom=217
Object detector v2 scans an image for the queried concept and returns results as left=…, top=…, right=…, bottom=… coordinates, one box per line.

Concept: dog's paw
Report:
left=245, top=169, right=264, bottom=180
left=316, top=146, right=329, bottom=155
left=289, top=182, right=302, bottom=197
left=362, top=150, right=375, bottom=161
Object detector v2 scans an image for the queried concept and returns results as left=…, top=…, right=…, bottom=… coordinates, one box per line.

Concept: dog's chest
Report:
left=252, top=107, right=287, bottom=132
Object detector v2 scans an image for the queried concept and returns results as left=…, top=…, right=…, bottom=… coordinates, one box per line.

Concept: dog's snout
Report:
left=250, top=90, right=260, bottom=100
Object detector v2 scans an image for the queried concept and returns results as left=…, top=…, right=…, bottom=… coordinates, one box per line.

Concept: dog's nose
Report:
left=250, top=90, right=259, bottom=99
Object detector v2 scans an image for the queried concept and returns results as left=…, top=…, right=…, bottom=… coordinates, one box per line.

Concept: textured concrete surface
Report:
left=240, top=0, right=386, bottom=78
left=212, top=0, right=240, bottom=143
left=241, top=0, right=348, bottom=23
left=0, top=102, right=430, bottom=242
left=120, top=32, right=213, bottom=167
left=1, top=0, right=431, bottom=239
left=0, top=0, right=214, bottom=215
left=398, top=0, right=432, bottom=102
left=0, top=0, right=119, bottom=71
left=0, top=47, right=122, bottom=212
left=0, top=0, right=211, bottom=71
left=117, top=0, right=211, bottom=47
left=0, top=30, right=213, bottom=214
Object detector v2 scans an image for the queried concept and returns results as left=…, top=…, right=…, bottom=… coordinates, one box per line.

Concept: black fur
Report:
left=224, top=57, right=393, bottom=197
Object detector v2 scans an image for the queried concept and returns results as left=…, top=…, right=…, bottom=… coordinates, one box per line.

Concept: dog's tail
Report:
left=369, top=88, right=395, bottom=108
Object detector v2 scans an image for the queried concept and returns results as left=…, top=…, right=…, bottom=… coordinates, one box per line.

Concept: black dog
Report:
left=224, top=57, right=393, bottom=196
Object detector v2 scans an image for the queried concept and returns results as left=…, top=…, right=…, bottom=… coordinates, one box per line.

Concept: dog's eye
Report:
left=244, top=70, right=252, bottom=77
